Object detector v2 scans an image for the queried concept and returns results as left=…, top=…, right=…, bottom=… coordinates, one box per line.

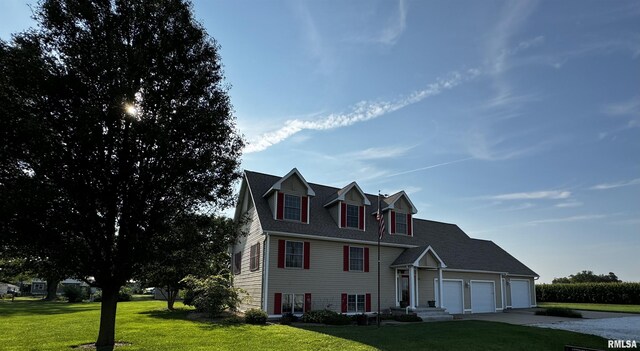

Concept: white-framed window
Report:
left=347, top=294, right=365, bottom=313
left=250, top=243, right=260, bottom=271
left=33, top=283, right=45, bottom=291
left=285, top=241, right=303, bottom=268
left=395, top=212, right=407, bottom=234
left=346, top=204, right=359, bottom=228
left=284, top=194, right=301, bottom=221
left=282, top=293, right=304, bottom=314
left=233, top=251, right=242, bottom=275
left=349, top=247, right=364, bottom=271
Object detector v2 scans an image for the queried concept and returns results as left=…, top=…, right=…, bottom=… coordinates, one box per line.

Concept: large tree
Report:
left=137, top=214, right=244, bottom=310
left=0, top=0, right=243, bottom=349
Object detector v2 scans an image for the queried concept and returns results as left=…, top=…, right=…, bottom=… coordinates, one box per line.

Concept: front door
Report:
left=400, top=275, right=409, bottom=307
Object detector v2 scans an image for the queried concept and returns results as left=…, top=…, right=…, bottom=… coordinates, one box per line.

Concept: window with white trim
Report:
left=285, top=241, right=303, bottom=268
left=395, top=212, right=407, bottom=234
left=282, top=293, right=304, bottom=314
left=346, top=204, right=359, bottom=228
left=349, top=247, right=364, bottom=271
left=33, top=283, right=45, bottom=291
left=284, top=194, right=301, bottom=221
left=250, top=243, right=260, bottom=271
left=347, top=294, right=365, bottom=313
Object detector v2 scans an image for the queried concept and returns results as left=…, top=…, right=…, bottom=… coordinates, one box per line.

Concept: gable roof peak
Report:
left=262, top=167, right=316, bottom=197
left=324, top=181, right=372, bottom=207
left=382, top=190, right=418, bottom=214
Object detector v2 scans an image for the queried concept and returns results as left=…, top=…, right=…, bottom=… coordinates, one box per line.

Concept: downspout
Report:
left=262, top=232, right=270, bottom=312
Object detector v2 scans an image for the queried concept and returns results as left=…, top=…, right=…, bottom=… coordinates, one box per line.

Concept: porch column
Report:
left=438, top=266, right=444, bottom=309
left=409, top=266, right=416, bottom=309
left=394, top=268, right=399, bottom=307
left=415, top=268, right=419, bottom=307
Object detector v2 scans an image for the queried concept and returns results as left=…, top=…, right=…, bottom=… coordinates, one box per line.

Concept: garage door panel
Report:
left=435, top=280, right=463, bottom=314
left=471, top=281, right=495, bottom=313
left=511, top=280, right=531, bottom=308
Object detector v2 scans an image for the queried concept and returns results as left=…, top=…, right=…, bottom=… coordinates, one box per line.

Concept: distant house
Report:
left=0, top=282, right=19, bottom=295
left=30, top=278, right=91, bottom=295
left=232, top=168, right=538, bottom=318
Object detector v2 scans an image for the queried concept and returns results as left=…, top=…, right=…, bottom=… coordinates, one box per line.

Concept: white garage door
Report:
left=435, top=280, right=463, bottom=314
left=471, top=281, right=495, bottom=313
left=511, top=280, right=531, bottom=308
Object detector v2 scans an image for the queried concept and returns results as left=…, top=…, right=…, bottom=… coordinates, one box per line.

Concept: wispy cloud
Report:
left=465, top=131, right=560, bottom=161
left=527, top=214, right=609, bottom=225
left=244, top=69, right=480, bottom=153
left=487, top=190, right=571, bottom=201
left=383, top=157, right=473, bottom=178
left=342, top=145, right=416, bottom=161
left=378, top=0, right=407, bottom=45
left=602, top=96, right=640, bottom=116
left=555, top=201, right=583, bottom=208
left=499, top=202, right=535, bottom=211
left=590, top=178, right=640, bottom=190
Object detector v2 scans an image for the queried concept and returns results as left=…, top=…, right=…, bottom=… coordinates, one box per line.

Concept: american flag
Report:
left=377, top=207, right=385, bottom=240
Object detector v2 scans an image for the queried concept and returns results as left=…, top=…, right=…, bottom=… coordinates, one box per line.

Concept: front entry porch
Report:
left=391, top=245, right=447, bottom=311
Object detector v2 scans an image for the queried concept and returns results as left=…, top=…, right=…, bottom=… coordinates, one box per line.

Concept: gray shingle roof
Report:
left=244, top=170, right=538, bottom=277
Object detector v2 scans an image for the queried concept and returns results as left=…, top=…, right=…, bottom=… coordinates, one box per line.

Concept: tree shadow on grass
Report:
left=294, top=320, right=609, bottom=351
left=0, top=299, right=99, bottom=316
left=138, top=308, right=260, bottom=331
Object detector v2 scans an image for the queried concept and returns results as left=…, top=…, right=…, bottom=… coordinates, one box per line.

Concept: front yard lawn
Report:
left=0, top=298, right=609, bottom=350
left=539, top=302, right=640, bottom=314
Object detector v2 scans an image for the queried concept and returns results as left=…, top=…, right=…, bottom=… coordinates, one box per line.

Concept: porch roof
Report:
left=391, top=245, right=446, bottom=268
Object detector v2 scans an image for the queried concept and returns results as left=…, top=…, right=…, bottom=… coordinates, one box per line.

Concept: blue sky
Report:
left=2, top=0, right=639, bottom=283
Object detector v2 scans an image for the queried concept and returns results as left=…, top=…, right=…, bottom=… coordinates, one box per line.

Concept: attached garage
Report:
left=435, top=280, right=464, bottom=314
left=470, top=281, right=495, bottom=313
left=510, top=279, right=531, bottom=308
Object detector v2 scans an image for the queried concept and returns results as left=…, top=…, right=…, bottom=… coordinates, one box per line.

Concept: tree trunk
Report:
left=45, top=279, right=59, bottom=301
left=166, top=286, right=179, bottom=310
left=95, top=286, right=119, bottom=351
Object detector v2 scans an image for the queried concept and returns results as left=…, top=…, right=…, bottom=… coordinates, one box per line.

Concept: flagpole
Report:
left=377, top=191, right=381, bottom=328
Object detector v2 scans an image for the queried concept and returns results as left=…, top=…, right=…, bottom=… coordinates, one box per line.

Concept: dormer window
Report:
left=346, top=204, right=360, bottom=228
left=284, top=194, right=301, bottom=221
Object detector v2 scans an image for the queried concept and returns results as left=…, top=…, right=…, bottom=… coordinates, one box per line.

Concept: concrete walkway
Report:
left=458, top=308, right=640, bottom=341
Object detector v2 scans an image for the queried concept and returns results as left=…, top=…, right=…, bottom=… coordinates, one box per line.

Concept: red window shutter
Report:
left=390, top=211, right=396, bottom=234
left=277, top=240, right=285, bottom=268
left=365, top=293, right=371, bottom=312
left=304, top=293, right=312, bottom=313
left=341, top=293, right=348, bottom=313
left=358, top=206, right=364, bottom=230
left=303, top=241, right=310, bottom=269
left=407, top=214, right=412, bottom=236
left=276, top=192, right=284, bottom=220
left=343, top=245, right=349, bottom=271
left=340, top=202, right=346, bottom=228
left=364, top=247, right=369, bottom=272
left=301, top=196, right=308, bottom=223
left=274, top=293, right=282, bottom=314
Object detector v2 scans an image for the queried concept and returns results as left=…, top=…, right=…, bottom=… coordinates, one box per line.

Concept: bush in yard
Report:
left=245, top=308, right=268, bottom=325
left=535, top=307, right=582, bottom=318
left=301, top=309, right=339, bottom=324
left=118, top=287, right=133, bottom=302
left=93, top=290, right=102, bottom=302
left=181, top=274, right=246, bottom=317
left=536, top=283, right=640, bottom=304
left=324, top=313, right=352, bottom=325
left=279, top=312, right=299, bottom=325
left=63, top=285, right=85, bottom=303
left=394, top=314, right=422, bottom=322
left=221, top=315, right=245, bottom=325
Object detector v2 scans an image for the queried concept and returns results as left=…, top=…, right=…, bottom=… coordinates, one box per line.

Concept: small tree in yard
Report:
left=0, top=0, right=243, bottom=349
left=137, top=214, right=244, bottom=310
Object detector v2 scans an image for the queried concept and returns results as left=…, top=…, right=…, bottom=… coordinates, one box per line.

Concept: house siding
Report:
left=234, top=206, right=264, bottom=311
left=267, top=235, right=404, bottom=314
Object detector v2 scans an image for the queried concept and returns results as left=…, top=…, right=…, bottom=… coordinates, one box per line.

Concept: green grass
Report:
left=539, top=302, right=640, bottom=314
left=0, top=299, right=609, bottom=351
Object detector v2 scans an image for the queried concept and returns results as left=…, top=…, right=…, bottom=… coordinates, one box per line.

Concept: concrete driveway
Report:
left=457, top=308, right=640, bottom=342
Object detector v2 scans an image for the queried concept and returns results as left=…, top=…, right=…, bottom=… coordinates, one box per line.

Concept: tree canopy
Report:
left=552, top=270, right=621, bottom=284
left=0, top=0, right=243, bottom=349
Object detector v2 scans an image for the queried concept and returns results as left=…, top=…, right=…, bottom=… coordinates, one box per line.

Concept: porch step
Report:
left=390, top=307, right=453, bottom=322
